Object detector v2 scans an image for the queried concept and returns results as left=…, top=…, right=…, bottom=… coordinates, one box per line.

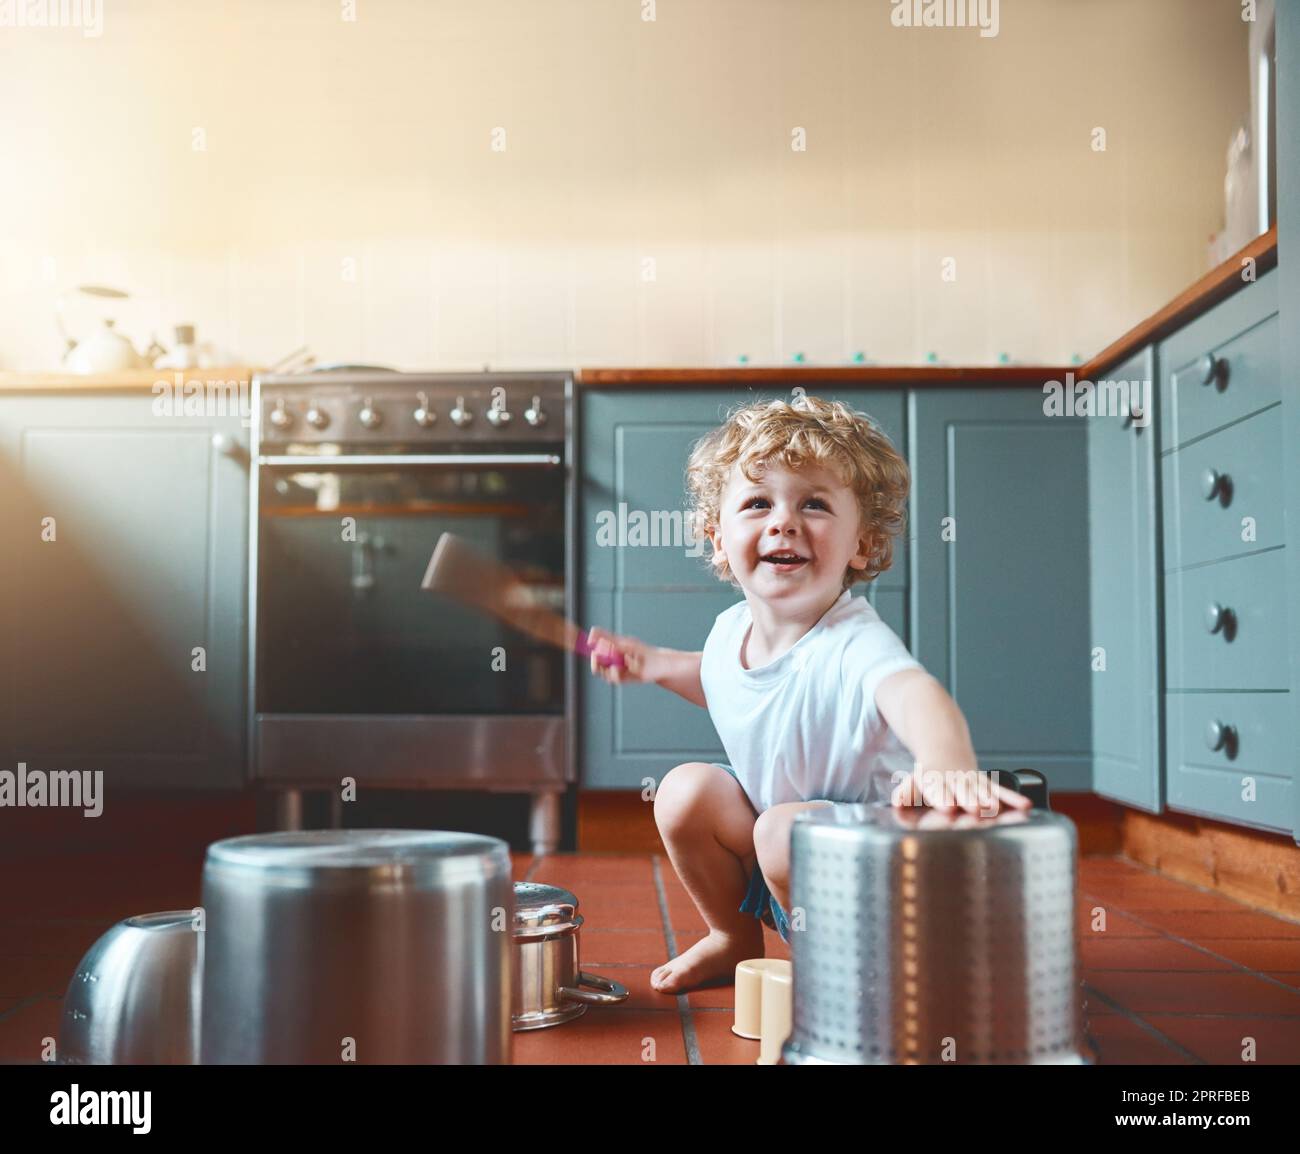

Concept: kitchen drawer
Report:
left=1166, top=691, right=1294, bottom=833
left=1159, top=270, right=1279, bottom=452
left=1165, top=548, right=1290, bottom=691
left=1161, top=405, right=1285, bottom=569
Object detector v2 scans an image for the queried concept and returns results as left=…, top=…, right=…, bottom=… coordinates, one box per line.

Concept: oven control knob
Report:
left=449, top=396, right=473, bottom=428
left=485, top=404, right=512, bottom=427
left=524, top=395, right=548, bottom=427
left=413, top=392, right=437, bottom=428
left=305, top=405, right=330, bottom=430
left=358, top=398, right=383, bottom=429
left=268, top=401, right=294, bottom=430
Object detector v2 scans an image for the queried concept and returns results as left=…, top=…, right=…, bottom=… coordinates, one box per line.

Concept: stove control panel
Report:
left=255, top=372, right=569, bottom=445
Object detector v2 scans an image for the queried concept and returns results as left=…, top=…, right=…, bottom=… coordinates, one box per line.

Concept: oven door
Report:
left=252, top=448, right=570, bottom=787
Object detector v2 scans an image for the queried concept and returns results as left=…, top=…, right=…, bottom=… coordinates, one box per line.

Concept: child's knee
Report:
left=652, top=761, right=718, bottom=835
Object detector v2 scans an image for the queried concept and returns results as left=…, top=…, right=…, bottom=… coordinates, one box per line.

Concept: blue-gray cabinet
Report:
left=1087, top=347, right=1162, bottom=812
left=1156, top=269, right=1293, bottom=835
left=0, top=392, right=249, bottom=789
left=580, top=387, right=908, bottom=789
left=909, top=389, right=1092, bottom=790
left=1280, top=0, right=1300, bottom=846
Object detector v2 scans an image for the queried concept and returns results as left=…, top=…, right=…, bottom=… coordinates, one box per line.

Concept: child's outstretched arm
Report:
left=874, top=668, right=1031, bottom=815
left=585, top=626, right=706, bottom=708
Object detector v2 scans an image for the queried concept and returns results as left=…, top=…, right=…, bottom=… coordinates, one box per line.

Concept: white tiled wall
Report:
left=0, top=0, right=1253, bottom=372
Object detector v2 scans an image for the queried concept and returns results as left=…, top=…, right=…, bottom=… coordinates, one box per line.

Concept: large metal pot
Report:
left=59, top=911, right=202, bottom=1065
left=781, top=802, right=1094, bottom=1065
left=200, top=830, right=513, bottom=1064
left=512, top=882, right=628, bottom=1030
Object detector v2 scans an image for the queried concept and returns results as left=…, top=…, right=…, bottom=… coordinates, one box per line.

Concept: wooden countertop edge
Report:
left=0, top=229, right=1278, bottom=392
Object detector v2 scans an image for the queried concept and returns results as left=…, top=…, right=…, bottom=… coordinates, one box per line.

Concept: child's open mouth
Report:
left=759, top=552, right=809, bottom=571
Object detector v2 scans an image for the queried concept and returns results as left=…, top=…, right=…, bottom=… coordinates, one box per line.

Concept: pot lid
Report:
left=204, top=830, right=510, bottom=887
left=513, top=881, right=582, bottom=933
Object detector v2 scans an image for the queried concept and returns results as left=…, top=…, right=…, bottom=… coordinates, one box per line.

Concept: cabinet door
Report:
left=579, top=386, right=907, bottom=789
left=910, top=389, right=1091, bottom=790
left=1087, top=349, right=1162, bottom=811
left=0, top=393, right=249, bottom=789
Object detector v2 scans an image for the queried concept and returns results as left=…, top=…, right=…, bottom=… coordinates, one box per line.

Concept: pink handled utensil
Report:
left=421, top=532, right=626, bottom=669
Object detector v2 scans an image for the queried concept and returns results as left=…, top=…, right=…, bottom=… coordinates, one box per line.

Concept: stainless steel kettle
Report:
left=59, top=911, right=202, bottom=1065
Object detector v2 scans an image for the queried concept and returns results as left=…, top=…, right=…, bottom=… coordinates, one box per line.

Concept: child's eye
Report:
left=743, top=497, right=828, bottom=510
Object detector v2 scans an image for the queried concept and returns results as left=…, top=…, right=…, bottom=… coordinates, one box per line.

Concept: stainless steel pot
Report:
left=512, top=882, right=628, bottom=1030
left=200, top=830, right=513, bottom=1064
left=781, top=802, right=1094, bottom=1065
left=59, top=911, right=201, bottom=1065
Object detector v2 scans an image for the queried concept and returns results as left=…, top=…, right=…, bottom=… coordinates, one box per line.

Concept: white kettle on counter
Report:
left=56, top=284, right=149, bottom=373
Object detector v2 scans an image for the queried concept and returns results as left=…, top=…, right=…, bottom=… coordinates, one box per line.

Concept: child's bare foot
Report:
left=651, top=926, right=764, bottom=995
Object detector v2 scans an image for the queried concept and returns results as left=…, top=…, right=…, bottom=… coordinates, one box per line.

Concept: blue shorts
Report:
left=713, top=763, right=792, bottom=944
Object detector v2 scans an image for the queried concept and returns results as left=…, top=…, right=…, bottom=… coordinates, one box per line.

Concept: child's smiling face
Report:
left=708, top=459, right=872, bottom=606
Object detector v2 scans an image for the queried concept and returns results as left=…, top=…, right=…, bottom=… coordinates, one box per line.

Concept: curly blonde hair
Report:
left=685, top=394, right=909, bottom=591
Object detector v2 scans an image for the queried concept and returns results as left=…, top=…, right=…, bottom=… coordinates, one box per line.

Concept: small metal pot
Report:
left=512, top=882, right=628, bottom=1030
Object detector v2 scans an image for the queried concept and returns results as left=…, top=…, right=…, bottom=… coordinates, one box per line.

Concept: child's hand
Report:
left=585, top=626, right=665, bottom=686
left=890, top=766, right=1032, bottom=817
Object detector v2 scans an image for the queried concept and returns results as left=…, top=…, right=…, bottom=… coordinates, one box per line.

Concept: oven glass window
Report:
left=258, top=455, right=565, bottom=715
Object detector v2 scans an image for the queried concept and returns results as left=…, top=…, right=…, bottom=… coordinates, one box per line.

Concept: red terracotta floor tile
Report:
left=1132, top=910, right=1300, bottom=941
left=1080, top=883, right=1249, bottom=913
left=1081, top=983, right=1119, bottom=1016
left=0, top=954, right=83, bottom=999
left=529, top=853, right=656, bottom=889
left=511, top=1009, right=686, bottom=1065
left=581, top=928, right=671, bottom=967
left=0, top=995, right=63, bottom=1065
left=1085, top=1014, right=1193, bottom=1065
left=1085, top=971, right=1300, bottom=1016
left=1076, top=903, right=1161, bottom=937
left=1141, top=1015, right=1300, bottom=1065
left=692, top=1009, right=764, bottom=1065
left=1266, top=972, right=1300, bottom=990
left=1188, top=939, right=1300, bottom=971
left=1078, top=857, right=1154, bottom=880
left=1079, top=937, right=1237, bottom=971
left=566, top=883, right=662, bottom=931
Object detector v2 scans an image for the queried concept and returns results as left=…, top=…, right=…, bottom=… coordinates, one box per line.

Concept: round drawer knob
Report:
left=1204, top=602, right=1233, bottom=634
left=1121, top=402, right=1143, bottom=430
left=1205, top=720, right=1236, bottom=753
left=1201, top=468, right=1227, bottom=501
left=1200, top=353, right=1222, bottom=386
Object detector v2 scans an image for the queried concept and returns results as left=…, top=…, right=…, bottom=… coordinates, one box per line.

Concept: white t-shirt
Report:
left=700, top=588, right=924, bottom=814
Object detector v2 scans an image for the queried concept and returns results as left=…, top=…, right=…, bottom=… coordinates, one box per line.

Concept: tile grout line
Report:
left=652, top=855, right=702, bottom=1066
left=1082, top=984, right=1206, bottom=1064
left=1079, top=889, right=1300, bottom=1000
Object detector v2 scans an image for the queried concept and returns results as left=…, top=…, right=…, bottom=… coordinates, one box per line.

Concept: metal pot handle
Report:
left=1004, top=767, right=1051, bottom=810
left=557, top=971, right=630, bottom=1006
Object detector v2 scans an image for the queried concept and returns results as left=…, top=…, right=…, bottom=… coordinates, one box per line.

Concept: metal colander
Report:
left=781, top=803, right=1092, bottom=1065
